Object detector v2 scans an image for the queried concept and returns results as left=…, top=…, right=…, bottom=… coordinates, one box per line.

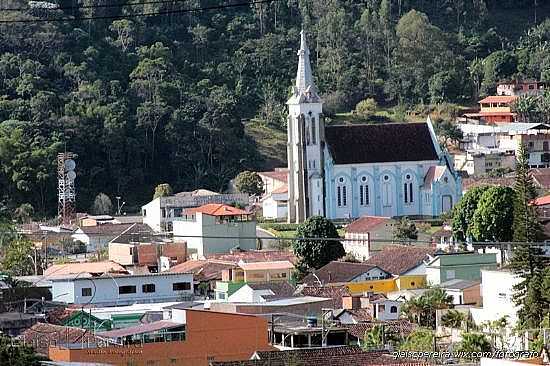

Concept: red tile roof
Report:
left=77, top=223, right=134, bottom=235
left=346, top=319, right=416, bottom=340
left=462, top=176, right=515, bottom=191
left=272, top=184, right=288, bottom=194
left=169, top=259, right=236, bottom=281
left=19, top=323, right=102, bottom=355
left=185, top=203, right=248, bottom=216
left=44, top=260, right=128, bottom=277
left=532, top=168, right=550, bottom=189
left=365, top=245, right=435, bottom=275
left=533, top=195, right=550, bottom=206
left=211, top=345, right=428, bottom=366
left=299, top=285, right=351, bottom=308
left=479, top=95, right=518, bottom=104
left=259, top=169, right=288, bottom=183
left=345, top=216, right=392, bottom=233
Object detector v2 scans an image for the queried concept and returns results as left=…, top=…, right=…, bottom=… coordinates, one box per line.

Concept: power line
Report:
left=0, top=0, right=192, bottom=12
left=0, top=0, right=274, bottom=24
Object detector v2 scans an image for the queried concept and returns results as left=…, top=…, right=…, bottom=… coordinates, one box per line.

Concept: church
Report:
left=287, top=31, right=462, bottom=223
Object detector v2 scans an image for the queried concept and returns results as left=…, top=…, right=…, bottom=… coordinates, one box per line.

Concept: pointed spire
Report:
left=295, top=29, right=316, bottom=94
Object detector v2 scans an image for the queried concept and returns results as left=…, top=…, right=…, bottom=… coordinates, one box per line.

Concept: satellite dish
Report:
left=64, top=159, right=76, bottom=171
left=66, top=170, right=76, bottom=181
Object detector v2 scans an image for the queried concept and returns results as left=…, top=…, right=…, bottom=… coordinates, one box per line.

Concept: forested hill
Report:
left=0, top=0, right=548, bottom=217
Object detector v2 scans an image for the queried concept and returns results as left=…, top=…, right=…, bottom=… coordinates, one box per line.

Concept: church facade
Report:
left=287, top=31, right=462, bottom=223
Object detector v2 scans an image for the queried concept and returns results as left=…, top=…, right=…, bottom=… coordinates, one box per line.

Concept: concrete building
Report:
left=463, top=95, right=518, bottom=124
left=439, top=279, right=481, bottom=305
left=286, top=31, right=461, bottom=222
left=108, top=241, right=187, bottom=270
left=141, top=190, right=249, bottom=232
left=497, top=79, right=547, bottom=97
left=173, top=204, right=256, bottom=259
left=261, top=185, right=288, bottom=220
left=227, top=281, right=295, bottom=303
left=453, top=148, right=516, bottom=176
left=342, top=216, right=393, bottom=261
left=50, top=272, right=194, bottom=306
left=258, top=169, right=288, bottom=198
left=47, top=309, right=273, bottom=366
left=425, top=252, right=498, bottom=285
left=471, top=269, right=522, bottom=326
left=71, top=223, right=135, bottom=252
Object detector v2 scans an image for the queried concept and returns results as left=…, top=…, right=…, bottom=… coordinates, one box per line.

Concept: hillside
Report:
left=0, top=0, right=549, bottom=217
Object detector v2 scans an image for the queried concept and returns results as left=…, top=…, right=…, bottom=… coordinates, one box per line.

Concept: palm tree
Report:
left=441, top=310, right=466, bottom=329
left=456, top=332, right=492, bottom=359
left=363, top=325, right=384, bottom=350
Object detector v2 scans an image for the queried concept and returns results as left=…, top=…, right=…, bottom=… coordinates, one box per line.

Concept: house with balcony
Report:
left=463, top=95, right=518, bottom=124
left=141, top=190, right=249, bottom=232
left=173, top=203, right=256, bottom=259
left=214, top=260, right=295, bottom=300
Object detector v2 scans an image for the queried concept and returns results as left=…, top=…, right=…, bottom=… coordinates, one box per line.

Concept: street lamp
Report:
left=116, top=197, right=126, bottom=215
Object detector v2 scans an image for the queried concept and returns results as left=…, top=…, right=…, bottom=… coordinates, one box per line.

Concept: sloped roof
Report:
left=98, top=320, right=182, bottom=338
left=19, top=323, right=102, bottom=355
left=258, top=169, right=288, bottom=183
left=298, top=285, right=352, bottom=308
left=439, top=279, right=480, bottom=290
left=365, top=245, right=436, bottom=275
left=272, top=184, right=288, bottom=194
left=169, top=259, right=235, bottom=281
left=423, top=166, right=447, bottom=186
left=185, top=203, right=247, bottom=216
left=207, top=250, right=297, bottom=264
left=478, top=95, right=518, bottom=104
left=175, top=189, right=219, bottom=197
left=533, top=195, right=550, bottom=206
left=302, top=261, right=383, bottom=285
left=247, top=281, right=296, bottom=298
left=325, top=123, right=438, bottom=165
left=77, top=223, right=134, bottom=235
left=345, top=216, right=391, bottom=233
left=239, top=260, right=294, bottom=271
left=211, top=346, right=428, bottom=366
left=44, top=261, right=128, bottom=277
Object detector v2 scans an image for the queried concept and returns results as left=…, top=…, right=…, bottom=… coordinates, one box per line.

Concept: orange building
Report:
left=464, top=95, right=518, bottom=124
left=48, top=309, right=273, bottom=366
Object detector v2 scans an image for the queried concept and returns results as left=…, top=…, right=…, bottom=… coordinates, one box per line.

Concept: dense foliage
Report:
left=470, top=186, right=515, bottom=242
left=0, top=1, right=549, bottom=216
left=293, top=215, right=345, bottom=271
left=235, top=170, right=264, bottom=196
left=451, top=186, right=490, bottom=241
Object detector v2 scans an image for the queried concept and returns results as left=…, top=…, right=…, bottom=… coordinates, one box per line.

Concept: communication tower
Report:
left=58, top=152, right=77, bottom=225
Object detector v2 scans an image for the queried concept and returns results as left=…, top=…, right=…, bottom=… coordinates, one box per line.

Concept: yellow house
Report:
left=345, top=275, right=427, bottom=295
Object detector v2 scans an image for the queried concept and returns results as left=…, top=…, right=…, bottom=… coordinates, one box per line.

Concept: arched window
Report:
left=337, top=177, right=347, bottom=207
left=382, top=174, right=392, bottom=206
left=359, top=176, right=369, bottom=206
left=403, top=174, right=414, bottom=204
left=390, top=306, right=398, bottom=313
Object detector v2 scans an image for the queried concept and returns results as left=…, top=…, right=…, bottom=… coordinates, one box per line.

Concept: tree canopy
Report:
left=235, top=171, right=264, bottom=196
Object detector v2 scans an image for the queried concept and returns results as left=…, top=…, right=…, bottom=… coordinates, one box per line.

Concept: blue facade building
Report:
left=286, top=31, right=462, bottom=222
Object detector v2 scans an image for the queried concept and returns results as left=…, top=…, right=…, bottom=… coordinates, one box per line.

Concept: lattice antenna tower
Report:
left=57, top=152, right=77, bottom=225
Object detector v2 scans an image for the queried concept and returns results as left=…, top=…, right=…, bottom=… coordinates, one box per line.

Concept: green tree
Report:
left=456, top=333, right=492, bottom=358
left=400, top=328, right=434, bottom=352
left=393, top=217, right=418, bottom=242
left=401, top=288, right=452, bottom=328
left=153, top=183, right=173, bottom=199
left=90, top=193, right=113, bottom=215
left=1, top=237, right=36, bottom=276
left=293, top=216, right=345, bottom=271
left=0, top=335, right=44, bottom=366
left=441, top=309, right=466, bottom=329
left=471, top=186, right=515, bottom=241
left=355, top=98, right=378, bottom=117
left=14, top=203, right=34, bottom=223
left=235, top=171, right=264, bottom=196
left=433, top=118, right=463, bottom=149
left=363, top=325, right=384, bottom=350
left=451, top=186, right=490, bottom=241
left=510, top=143, right=549, bottom=329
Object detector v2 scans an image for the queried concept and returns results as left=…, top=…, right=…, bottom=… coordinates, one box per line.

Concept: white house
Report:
left=261, top=186, right=288, bottom=220
left=470, top=269, right=523, bottom=326
left=50, top=272, right=194, bottom=306
left=371, top=298, right=402, bottom=321
left=141, top=189, right=249, bottom=232
left=71, top=223, right=135, bottom=252
left=227, top=282, right=295, bottom=303
left=342, top=216, right=393, bottom=261
left=173, top=204, right=256, bottom=259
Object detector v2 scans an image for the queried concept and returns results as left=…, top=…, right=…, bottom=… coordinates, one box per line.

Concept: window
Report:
left=142, top=284, right=156, bottom=293
left=142, top=209, right=147, bottom=217
left=311, top=118, right=316, bottom=145
left=359, top=176, right=369, bottom=206
left=218, top=293, right=226, bottom=300
left=446, top=270, right=456, bottom=280
left=544, top=141, right=549, bottom=151
left=336, top=177, right=347, bottom=207
left=390, top=306, right=398, bottom=313
left=379, top=304, right=385, bottom=312
left=403, top=175, right=413, bottom=204
left=82, top=288, right=92, bottom=297
left=411, top=281, right=416, bottom=287
left=119, top=285, right=137, bottom=294
left=173, top=282, right=191, bottom=291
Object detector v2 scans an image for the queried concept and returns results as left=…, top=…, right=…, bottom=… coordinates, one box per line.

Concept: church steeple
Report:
left=290, top=29, right=320, bottom=103
left=295, top=30, right=315, bottom=94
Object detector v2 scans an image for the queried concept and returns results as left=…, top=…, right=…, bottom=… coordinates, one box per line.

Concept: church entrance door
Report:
left=442, top=195, right=453, bottom=212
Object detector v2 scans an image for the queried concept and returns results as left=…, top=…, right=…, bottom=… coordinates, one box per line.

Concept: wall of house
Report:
left=324, top=159, right=461, bottom=219
left=52, top=273, right=193, bottom=306
left=173, top=215, right=204, bottom=258
left=395, top=275, right=426, bottom=290
left=345, top=278, right=397, bottom=294
left=426, top=254, right=498, bottom=285
left=262, top=195, right=288, bottom=220
left=374, top=300, right=401, bottom=321
left=142, top=198, right=162, bottom=232
left=463, top=284, right=481, bottom=305
left=48, top=310, right=272, bottom=366
left=210, top=299, right=333, bottom=316
left=108, top=243, right=134, bottom=266
left=243, top=268, right=292, bottom=283
left=343, top=232, right=370, bottom=261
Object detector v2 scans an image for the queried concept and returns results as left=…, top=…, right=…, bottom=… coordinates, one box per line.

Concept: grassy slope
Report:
left=245, top=123, right=287, bottom=170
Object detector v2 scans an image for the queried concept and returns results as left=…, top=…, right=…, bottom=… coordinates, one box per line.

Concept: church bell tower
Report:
left=287, top=30, right=325, bottom=223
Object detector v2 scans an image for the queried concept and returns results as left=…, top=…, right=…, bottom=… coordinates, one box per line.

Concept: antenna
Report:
left=58, top=152, right=77, bottom=225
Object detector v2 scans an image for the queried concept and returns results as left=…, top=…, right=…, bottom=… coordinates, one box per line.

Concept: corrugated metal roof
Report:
left=97, top=320, right=183, bottom=338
